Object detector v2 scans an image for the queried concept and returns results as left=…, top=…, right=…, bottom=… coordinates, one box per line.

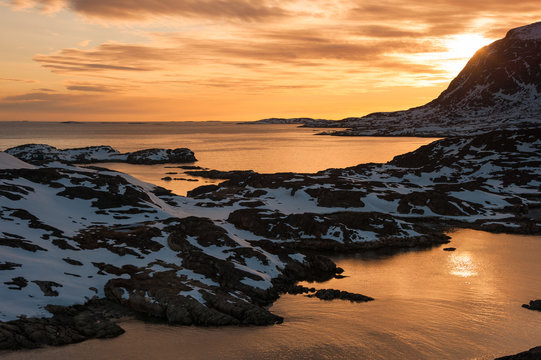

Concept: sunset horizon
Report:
left=1, top=2, right=540, bottom=359
left=1, top=1, right=539, bottom=122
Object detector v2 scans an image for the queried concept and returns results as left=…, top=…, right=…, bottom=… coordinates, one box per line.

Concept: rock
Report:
left=522, top=300, right=541, bottom=311
left=0, top=262, right=22, bottom=271
left=5, top=144, right=197, bottom=165
left=443, top=247, right=456, bottom=251
left=495, top=346, right=541, bottom=359
left=307, top=288, right=374, bottom=302
left=185, top=170, right=255, bottom=182
left=187, top=184, right=220, bottom=197
left=4, top=276, right=28, bottom=290
left=62, top=257, right=83, bottom=266
left=0, top=299, right=129, bottom=350
left=31, top=280, right=63, bottom=297
left=287, top=285, right=316, bottom=295
left=126, top=148, right=196, bottom=164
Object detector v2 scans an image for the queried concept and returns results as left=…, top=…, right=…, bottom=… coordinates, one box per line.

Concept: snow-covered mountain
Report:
left=251, top=22, right=541, bottom=136
left=426, top=22, right=541, bottom=115
left=329, top=21, right=541, bottom=136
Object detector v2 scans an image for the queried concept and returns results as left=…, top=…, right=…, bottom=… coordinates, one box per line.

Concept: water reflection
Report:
left=449, top=252, right=478, bottom=277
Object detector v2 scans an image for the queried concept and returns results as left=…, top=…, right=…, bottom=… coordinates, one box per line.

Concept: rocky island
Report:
left=5, top=144, right=196, bottom=165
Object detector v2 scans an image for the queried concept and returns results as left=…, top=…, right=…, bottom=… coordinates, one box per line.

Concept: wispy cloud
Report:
left=0, top=77, right=38, bottom=83
left=8, top=0, right=289, bottom=21
left=2, top=0, right=539, bottom=121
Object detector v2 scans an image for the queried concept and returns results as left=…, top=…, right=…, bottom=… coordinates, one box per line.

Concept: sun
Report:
left=442, top=33, right=492, bottom=75
left=444, top=33, right=492, bottom=59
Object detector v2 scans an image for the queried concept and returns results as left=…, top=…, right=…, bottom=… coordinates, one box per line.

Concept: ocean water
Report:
left=4, top=230, right=541, bottom=360
left=0, top=121, right=437, bottom=195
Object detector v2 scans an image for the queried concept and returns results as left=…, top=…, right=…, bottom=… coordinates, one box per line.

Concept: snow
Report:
left=178, top=288, right=207, bottom=304
left=0, top=152, right=36, bottom=169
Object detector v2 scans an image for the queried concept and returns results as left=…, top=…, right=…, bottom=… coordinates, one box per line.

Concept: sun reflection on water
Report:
left=449, top=252, right=478, bottom=277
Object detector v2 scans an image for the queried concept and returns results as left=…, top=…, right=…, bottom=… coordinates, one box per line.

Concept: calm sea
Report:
left=2, top=122, right=540, bottom=359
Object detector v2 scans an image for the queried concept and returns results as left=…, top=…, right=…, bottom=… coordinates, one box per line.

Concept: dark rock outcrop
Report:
left=522, top=300, right=541, bottom=311
left=307, top=289, right=374, bottom=302
left=496, top=346, right=541, bottom=360
left=0, top=299, right=129, bottom=350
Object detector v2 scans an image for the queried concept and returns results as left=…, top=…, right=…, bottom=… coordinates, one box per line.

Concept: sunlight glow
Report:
left=441, top=34, right=492, bottom=76
left=449, top=252, right=478, bottom=278
left=444, top=34, right=491, bottom=59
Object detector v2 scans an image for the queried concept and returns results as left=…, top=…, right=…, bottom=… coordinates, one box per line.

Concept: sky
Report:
left=0, top=1, right=539, bottom=122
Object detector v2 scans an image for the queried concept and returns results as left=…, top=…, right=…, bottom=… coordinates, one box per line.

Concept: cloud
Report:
left=32, top=30, right=444, bottom=78
left=73, top=0, right=288, bottom=20
left=7, top=0, right=288, bottom=21
left=353, top=25, right=423, bottom=38
left=64, top=81, right=138, bottom=92
left=0, top=77, right=38, bottom=83
left=4, top=0, right=540, bottom=122
left=77, top=39, right=91, bottom=47
left=33, top=44, right=161, bottom=73
left=9, top=0, right=64, bottom=12
left=347, top=0, right=541, bottom=37
left=66, top=84, right=113, bottom=92
left=8, top=0, right=539, bottom=35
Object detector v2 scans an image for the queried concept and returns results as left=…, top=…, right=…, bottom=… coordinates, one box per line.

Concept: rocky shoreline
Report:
left=496, top=347, right=541, bottom=360
left=0, top=126, right=540, bottom=352
left=0, top=299, right=130, bottom=350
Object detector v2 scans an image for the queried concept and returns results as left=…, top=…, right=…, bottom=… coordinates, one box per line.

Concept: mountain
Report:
left=256, top=22, right=541, bottom=136
left=426, top=22, right=541, bottom=115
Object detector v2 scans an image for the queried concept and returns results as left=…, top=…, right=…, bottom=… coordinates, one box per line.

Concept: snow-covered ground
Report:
left=0, top=126, right=539, bottom=328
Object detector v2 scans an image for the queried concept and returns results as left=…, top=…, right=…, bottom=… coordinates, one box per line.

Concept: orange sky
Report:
left=0, top=1, right=539, bottom=121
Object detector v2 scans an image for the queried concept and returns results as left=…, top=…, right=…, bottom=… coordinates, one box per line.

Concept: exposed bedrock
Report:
left=522, top=300, right=541, bottom=311
left=495, top=347, right=541, bottom=360
left=227, top=208, right=450, bottom=251
left=0, top=299, right=129, bottom=350
left=5, top=144, right=197, bottom=165
left=97, top=217, right=342, bottom=327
